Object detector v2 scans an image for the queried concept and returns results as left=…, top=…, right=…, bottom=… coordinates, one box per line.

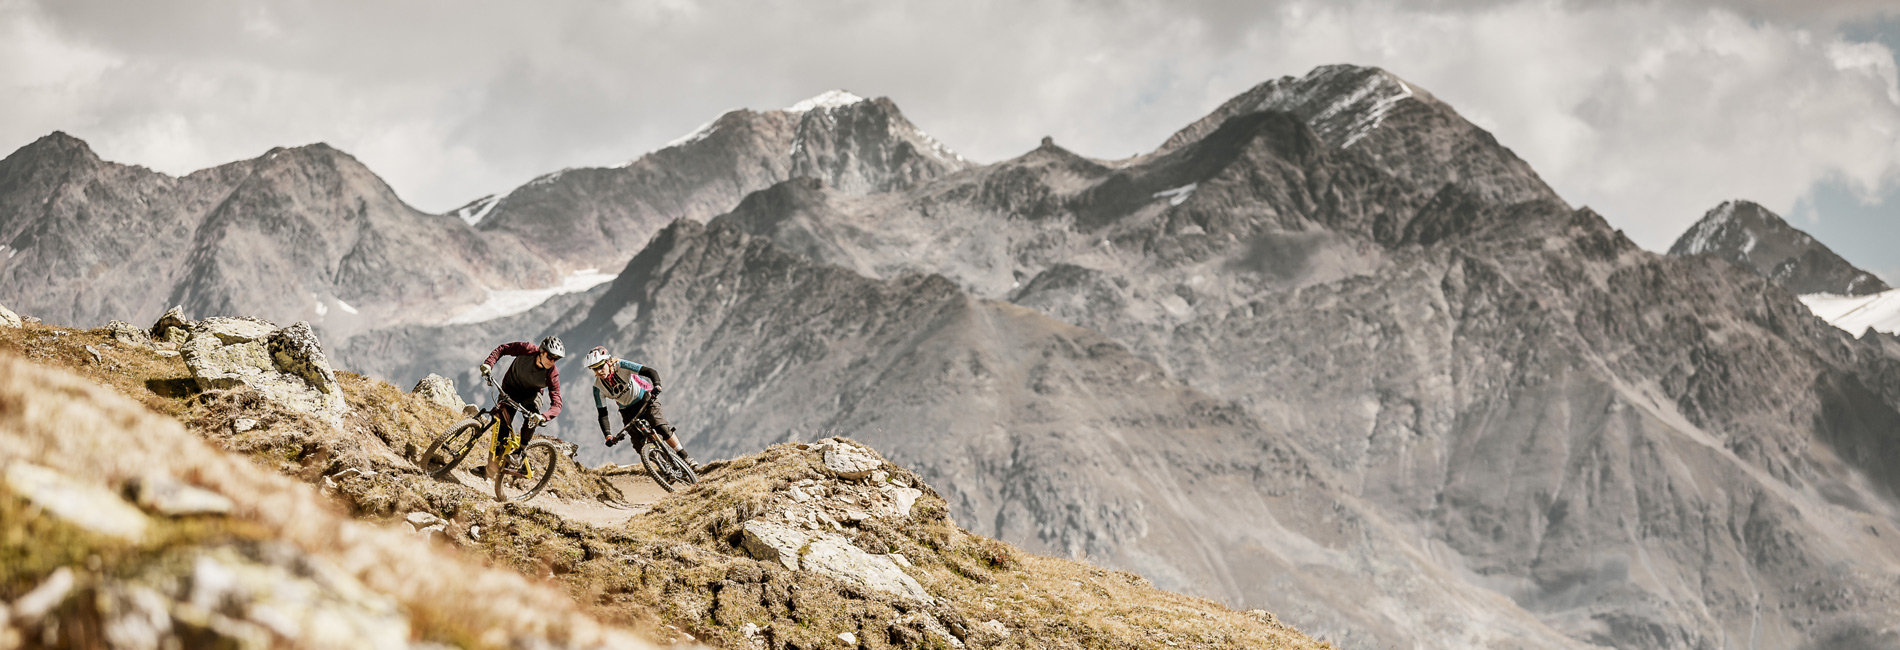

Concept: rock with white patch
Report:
left=0, top=302, right=21, bottom=329
left=799, top=536, right=930, bottom=602
left=879, top=485, right=922, bottom=518
left=740, top=520, right=809, bottom=571
left=820, top=442, right=882, bottom=480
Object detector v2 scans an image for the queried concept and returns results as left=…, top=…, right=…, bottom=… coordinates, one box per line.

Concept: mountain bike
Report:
left=420, top=374, right=560, bottom=503
left=610, top=393, right=698, bottom=492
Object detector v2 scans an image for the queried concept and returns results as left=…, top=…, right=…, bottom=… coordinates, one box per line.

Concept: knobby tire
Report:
left=423, top=418, right=484, bottom=478
left=495, top=439, right=559, bottom=503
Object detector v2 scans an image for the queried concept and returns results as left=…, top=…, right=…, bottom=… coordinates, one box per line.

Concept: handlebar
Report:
left=483, top=373, right=535, bottom=417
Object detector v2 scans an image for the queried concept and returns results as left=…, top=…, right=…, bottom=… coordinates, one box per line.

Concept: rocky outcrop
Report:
left=735, top=442, right=933, bottom=602
left=181, top=317, right=346, bottom=423
left=0, top=302, right=19, bottom=329
left=410, top=373, right=464, bottom=408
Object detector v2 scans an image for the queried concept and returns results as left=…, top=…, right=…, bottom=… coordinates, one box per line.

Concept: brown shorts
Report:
left=620, top=397, right=675, bottom=440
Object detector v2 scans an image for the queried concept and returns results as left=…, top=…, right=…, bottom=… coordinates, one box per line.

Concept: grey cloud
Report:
left=2, top=0, right=1896, bottom=258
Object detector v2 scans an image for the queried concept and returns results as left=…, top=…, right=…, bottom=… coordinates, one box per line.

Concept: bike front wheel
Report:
left=639, top=439, right=698, bottom=493
left=494, top=439, right=560, bottom=503
left=422, top=418, right=484, bottom=478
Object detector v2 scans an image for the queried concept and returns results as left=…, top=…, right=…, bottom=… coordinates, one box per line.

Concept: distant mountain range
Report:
left=8, top=66, right=1900, bottom=650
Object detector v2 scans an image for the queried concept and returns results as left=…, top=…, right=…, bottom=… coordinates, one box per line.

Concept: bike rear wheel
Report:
left=494, top=439, right=559, bottom=503
left=422, top=418, right=484, bottom=478
left=639, top=438, right=697, bottom=493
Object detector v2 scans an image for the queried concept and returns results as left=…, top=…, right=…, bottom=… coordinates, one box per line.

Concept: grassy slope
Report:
left=1, top=319, right=1330, bottom=650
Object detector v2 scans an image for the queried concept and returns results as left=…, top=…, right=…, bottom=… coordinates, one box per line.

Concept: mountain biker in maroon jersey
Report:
left=480, top=336, right=565, bottom=475
left=582, top=346, right=693, bottom=468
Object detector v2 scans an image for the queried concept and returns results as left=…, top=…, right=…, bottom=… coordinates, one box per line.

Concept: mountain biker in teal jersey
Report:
left=480, top=336, right=566, bottom=474
left=583, top=346, right=693, bottom=468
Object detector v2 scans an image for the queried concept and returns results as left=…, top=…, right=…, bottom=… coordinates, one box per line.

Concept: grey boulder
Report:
left=410, top=374, right=464, bottom=409
left=182, top=317, right=347, bottom=424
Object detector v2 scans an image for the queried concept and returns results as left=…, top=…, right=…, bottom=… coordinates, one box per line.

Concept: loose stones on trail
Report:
left=411, top=373, right=465, bottom=409
left=182, top=317, right=347, bottom=424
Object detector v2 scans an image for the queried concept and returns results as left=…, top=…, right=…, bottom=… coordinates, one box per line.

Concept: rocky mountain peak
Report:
left=3, top=131, right=103, bottom=171
left=1159, top=64, right=1560, bottom=205
left=1159, top=65, right=1421, bottom=152
left=787, top=93, right=972, bottom=194
left=1668, top=199, right=1889, bottom=295
left=785, top=89, right=869, bottom=113
left=466, top=90, right=972, bottom=272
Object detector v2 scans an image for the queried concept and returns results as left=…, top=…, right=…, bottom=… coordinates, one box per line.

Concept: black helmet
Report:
left=539, top=336, right=566, bottom=359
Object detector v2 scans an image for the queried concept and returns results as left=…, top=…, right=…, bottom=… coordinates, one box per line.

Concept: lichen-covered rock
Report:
left=0, top=302, right=21, bottom=329
left=149, top=305, right=194, bottom=343
left=105, top=319, right=151, bottom=346
left=818, top=440, right=882, bottom=479
left=182, top=317, right=346, bottom=424
left=800, top=536, right=931, bottom=602
left=410, top=374, right=464, bottom=409
left=740, top=520, right=809, bottom=571
left=269, top=321, right=340, bottom=396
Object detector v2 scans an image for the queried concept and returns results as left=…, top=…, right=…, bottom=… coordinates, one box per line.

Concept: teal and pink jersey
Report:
left=592, top=359, right=654, bottom=409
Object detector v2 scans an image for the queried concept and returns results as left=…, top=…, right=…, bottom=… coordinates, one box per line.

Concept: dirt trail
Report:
left=439, top=466, right=674, bottom=529
left=533, top=473, right=672, bottom=528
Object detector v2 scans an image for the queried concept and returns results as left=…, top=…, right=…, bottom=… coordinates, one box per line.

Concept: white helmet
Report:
left=583, top=345, right=612, bottom=370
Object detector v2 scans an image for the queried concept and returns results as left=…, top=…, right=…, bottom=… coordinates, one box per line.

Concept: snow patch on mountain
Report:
left=1246, top=66, right=1417, bottom=149
left=1677, top=201, right=1738, bottom=255
left=1801, top=288, right=1900, bottom=336
left=453, top=194, right=502, bottom=226
left=445, top=270, right=616, bottom=325
left=788, top=90, right=866, bottom=113
left=1804, top=289, right=1900, bottom=334
left=911, top=126, right=966, bottom=164
left=1153, top=183, right=1198, bottom=206
left=1332, top=77, right=1414, bottom=148
left=665, top=118, right=722, bottom=149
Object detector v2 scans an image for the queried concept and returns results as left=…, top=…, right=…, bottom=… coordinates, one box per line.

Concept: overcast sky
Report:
left=4, top=0, right=1897, bottom=277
